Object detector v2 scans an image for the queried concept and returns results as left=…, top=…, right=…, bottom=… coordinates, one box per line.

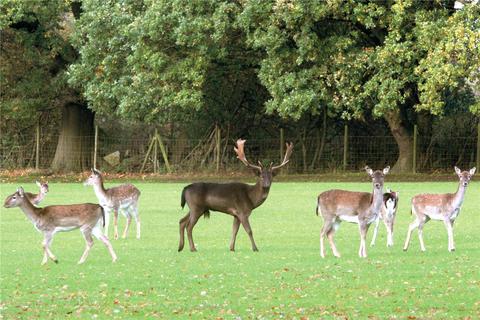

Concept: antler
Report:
left=272, top=142, right=294, bottom=171
left=234, top=139, right=262, bottom=171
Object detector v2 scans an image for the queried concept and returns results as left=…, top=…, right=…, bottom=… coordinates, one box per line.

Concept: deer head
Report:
left=84, top=168, right=103, bottom=186
left=36, top=181, right=49, bottom=194
left=365, top=166, right=390, bottom=190
left=4, top=187, right=26, bottom=208
left=234, top=139, right=293, bottom=188
left=454, top=166, right=476, bottom=187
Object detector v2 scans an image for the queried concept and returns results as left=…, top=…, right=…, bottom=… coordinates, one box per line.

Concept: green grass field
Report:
left=1, top=181, right=479, bottom=319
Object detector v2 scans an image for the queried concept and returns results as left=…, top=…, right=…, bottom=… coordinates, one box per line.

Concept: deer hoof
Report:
left=53, top=259, right=59, bottom=264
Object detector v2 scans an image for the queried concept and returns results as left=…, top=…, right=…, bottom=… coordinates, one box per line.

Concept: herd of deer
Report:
left=2, top=139, right=476, bottom=265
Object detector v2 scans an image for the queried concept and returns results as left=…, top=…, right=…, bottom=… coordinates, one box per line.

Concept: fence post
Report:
left=477, top=121, right=480, bottom=170
left=154, top=129, right=159, bottom=173
left=35, top=121, right=40, bottom=170
left=215, top=125, right=221, bottom=172
left=93, top=124, right=98, bottom=169
left=343, top=124, right=348, bottom=171
left=280, top=128, right=284, bottom=162
left=413, top=124, right=417, bottom=174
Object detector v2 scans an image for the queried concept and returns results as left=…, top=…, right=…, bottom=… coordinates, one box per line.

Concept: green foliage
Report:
left=0, top=0, right=70, bottom=131
left=239, top=0, right=480, bottom=119
left=69, top=0, right=248, bottom=123
left=1, top=182, right=480, bottom=318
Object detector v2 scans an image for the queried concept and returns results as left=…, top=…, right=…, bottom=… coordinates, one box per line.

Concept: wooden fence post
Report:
left=93, top=124, right=98, bottom=169
left=477, top=121, right=480, bottom=170
left=153, top=128, right=159, bottom=173
left=215, top=125, right=221, bottom=172
left=35, top=121, right=40, bottom=170
left=413, top=124, right=417, bottom=174
left=156, top=132, right=171, bottom=173
left=280, top=128, right=284, bottom=163
left=343, top=124, right=348, bottom=171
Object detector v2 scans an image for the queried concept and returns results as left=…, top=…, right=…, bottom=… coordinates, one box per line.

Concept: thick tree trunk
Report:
left=51, top=102, right=94, bottom=172
left=384, top=109, right=414, bottom=173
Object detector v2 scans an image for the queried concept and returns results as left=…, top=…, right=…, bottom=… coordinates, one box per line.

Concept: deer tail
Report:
left=315, top=197, right=320, bottom=216
left=181, top=187, right=187, bottom=209
left=100, top=206, right=105, bottom=227
left=204, top=210, right=210, bottom=219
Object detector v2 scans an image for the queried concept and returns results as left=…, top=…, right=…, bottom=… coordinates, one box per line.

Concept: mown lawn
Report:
left=1, top=180, right=479, bottom=319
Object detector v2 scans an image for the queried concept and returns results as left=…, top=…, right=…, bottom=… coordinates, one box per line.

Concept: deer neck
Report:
left=35, top=191, right=46, bottom=203
left=19, top=199, right=41, bottom=225
left=371, top=186, right=384, bottom=213
left=249, top=180, right=271, bottom=208
left=92, top=180, right=109, bottom=203
left=452, top=181, right=467, bottom=208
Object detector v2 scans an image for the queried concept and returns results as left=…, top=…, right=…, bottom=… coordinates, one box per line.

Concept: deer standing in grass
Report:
left=24, top=181, right=49, bottom=205
left=370, top=188, right=399, bottom=247
left=403, top=167, right=475, bottom=252
left=3, top=187, right=117, bottom=265
left=317, top=166, right=390, bottom=258
left=178, top=139, right=293, bottom=252
left=84, top=169, right=141, bottom=239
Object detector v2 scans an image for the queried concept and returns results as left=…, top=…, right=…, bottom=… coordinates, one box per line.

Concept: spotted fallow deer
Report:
left=370, top=188, right=399, bottom=247
left=403, top=167, right=475, bottom=252
left=317, top=166, right=390, bottom=258
left=178, top=139, right=293, bottom=252
left=3, top=187, right=117, bottom=265
left=24, top=181, right=49, bottom=205
left=84, top=169, right=141, bottom=239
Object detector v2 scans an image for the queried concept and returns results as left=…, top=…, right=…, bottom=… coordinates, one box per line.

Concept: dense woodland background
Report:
left=1, top=0, right=479, bottom=173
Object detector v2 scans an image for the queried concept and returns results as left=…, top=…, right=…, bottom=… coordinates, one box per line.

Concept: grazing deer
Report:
left=3, top=187, right=117, bottom=265
left=317, top=166, right=390, bottom=258
left=178, top=139, right=293, bottom=252
left=370, top=188, right=399, bottom=247
left=24, top=181, right=49, bottom=205
left=403, top=167, right=476, bottom=252
left=84, top=169, right=141, bottom=239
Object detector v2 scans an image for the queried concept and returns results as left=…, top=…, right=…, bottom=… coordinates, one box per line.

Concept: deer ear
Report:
left=454, top=166, right=462, bottom=175
left=469, top=167, right=476, bottom=175
left=36, top=181, right=41, bottom=187
left=18, top=187, right=25, bottom=197
left=386, top=187, right=391, bottom=193
left=365, top=166, right=373, bottom=176
left=383, top=166, right=390, bottom=175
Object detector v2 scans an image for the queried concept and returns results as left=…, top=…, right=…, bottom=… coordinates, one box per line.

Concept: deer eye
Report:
left=12, top=196, right=16, bottom=199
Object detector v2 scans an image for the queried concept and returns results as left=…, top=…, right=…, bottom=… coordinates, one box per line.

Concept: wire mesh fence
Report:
left=1, top=128, right=478, bottom=173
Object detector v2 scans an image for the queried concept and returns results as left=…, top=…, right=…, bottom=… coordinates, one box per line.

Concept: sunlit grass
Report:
left=1, top=180, right=479, bottom=318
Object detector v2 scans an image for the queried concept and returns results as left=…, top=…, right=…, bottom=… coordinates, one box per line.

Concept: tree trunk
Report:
left=51, top=102, right=94, bottom=172
left=384, top=109, right=414, bottom=173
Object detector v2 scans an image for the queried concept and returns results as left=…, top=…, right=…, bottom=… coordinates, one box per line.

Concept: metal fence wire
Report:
left=1, top=127, right=478, bottom=173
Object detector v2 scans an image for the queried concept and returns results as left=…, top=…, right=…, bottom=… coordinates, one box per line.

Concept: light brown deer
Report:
left=178, top=139, right=293, bottom=252
left=317, top=166, right=390, bottom=258
left=370, top=188, right=399, bottom=247
left=84, top=169, right=141, bottom=239
left=3, top=187, right=117, bottom=265
left=24, top=181, right=49, bottom=205
left=403, top=167, right=475, bottom=252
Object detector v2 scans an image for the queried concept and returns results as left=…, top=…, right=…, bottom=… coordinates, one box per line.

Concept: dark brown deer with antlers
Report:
left=178, top=139, right=293, bottom=252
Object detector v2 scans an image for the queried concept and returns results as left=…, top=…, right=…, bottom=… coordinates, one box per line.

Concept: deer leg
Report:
left=187, top=212, right=201, bottom=252
left=370, top=217, right=380, bottom=247
left=444, top=219, right=455, bottom=252
left=122, top=211, right=132, bottom=239
left=403, top=218, right=419, bottom=251
left=78, top=228, right=94, bottom=264
left=103, top=208, right=111, bottom=237
left=113, top=209, right=119, bottom=240
left=229, top=217, right=241, bottom=251
left=358, top=223, right=368, bottom=258
left=384, top=220, right=394, bottom=247
left=320, top=220, right=334, bottom=258
left=42, top=232, right=58, bottom=264
left=178, top=213, right=190, bottom=252
left=240, top=216, right=258, bottom=252
left=92, top=226, right=117, bottom=262
left=417, top=218, right=428, bottom=252
left=327, top=224, right=341, bottom=258
left=132, top=205, right=140, bottom=239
